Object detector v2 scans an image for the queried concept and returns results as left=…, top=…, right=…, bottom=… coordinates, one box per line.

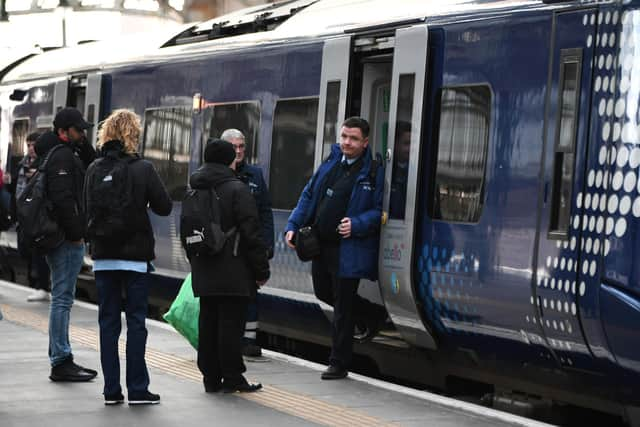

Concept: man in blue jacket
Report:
left=222, top=128, right=274, bottom=358
left=285, top=117, right=386, bottom=380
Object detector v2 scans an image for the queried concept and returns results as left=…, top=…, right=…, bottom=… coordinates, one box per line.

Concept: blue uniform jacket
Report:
left=285, top=144, right=384, bottom=281
left=237, top=161, right=275, bottom=256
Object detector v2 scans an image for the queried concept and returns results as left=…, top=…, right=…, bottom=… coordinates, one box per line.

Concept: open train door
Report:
left=314, top=36, right=351, bottom=169
left=378, top=24, right=437, bottom=349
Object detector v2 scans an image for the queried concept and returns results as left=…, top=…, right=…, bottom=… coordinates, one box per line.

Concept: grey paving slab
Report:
left=0, top=281, right=551, bottom=427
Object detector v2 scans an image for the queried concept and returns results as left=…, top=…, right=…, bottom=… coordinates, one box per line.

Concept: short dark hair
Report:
left=26, top=132, right=41, bottom=143
left=342, top=117, right=370, bottom=138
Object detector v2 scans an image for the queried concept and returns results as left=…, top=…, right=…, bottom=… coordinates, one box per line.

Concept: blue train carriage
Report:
left=1, top=0, right=640, bottom=420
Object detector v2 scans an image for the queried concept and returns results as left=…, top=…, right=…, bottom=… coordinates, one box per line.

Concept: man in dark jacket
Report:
left=189, top=139, right=269, bottom=393
left=85, top=109, right=172, bottom=405
left=285, top=117, right=386, bottom=380
left=221, top=128, right=274, bottom=358
left=36, top=107, right=97, bottom=382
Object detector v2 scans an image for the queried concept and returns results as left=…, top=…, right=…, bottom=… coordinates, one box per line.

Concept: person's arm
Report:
left=255, top=171, right=275, bottom=257
left=233, top=184, right=270, bottom=281
left=47, top=148, right=84, bottom=241
left=145, top=162, right=172, bottom=216
left=75, top=136, right=97, bottom=168
left=347, top=164, right=385, bottom=238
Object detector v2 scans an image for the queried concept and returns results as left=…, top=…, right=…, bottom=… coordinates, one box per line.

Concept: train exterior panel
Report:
left=2, top=0, right=640, bottom=419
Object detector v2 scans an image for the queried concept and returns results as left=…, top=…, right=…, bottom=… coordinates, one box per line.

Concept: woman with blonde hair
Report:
left=85, top=109, right=172, bottom=405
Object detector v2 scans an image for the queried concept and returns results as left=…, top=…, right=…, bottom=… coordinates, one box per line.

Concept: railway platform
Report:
left=0, top=280, right=552, bottom=427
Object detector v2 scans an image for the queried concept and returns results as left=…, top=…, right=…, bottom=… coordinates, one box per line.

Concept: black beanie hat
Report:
left=204, top=138, right=236, bottom=165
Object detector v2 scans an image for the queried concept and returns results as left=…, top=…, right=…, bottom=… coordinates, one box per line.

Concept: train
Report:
left=1, top=0, right=640, bottom=423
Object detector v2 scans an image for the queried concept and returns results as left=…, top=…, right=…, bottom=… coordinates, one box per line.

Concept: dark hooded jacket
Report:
left=84, top=140, right=172, bottom=261
left=35, top=131, right=95, bottom=242
left=188, top=162, right=270, bottom=298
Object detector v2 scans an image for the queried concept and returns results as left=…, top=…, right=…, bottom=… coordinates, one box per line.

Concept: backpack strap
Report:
left=37, top=144, right=66, bottom=172
left=368, top=152, right=382, bottom=184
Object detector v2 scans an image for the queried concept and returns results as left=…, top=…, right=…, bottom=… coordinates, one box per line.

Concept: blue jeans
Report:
left=95, top=270, right=150, bottom=396
left=46, top=241, right=85, bottom=366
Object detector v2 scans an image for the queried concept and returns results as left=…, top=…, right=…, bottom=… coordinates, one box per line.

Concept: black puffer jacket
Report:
left=189, top=163, right=270, bottom=298
left=85, top=140, right=172, bottom=261
left=36, top=132, right=95, bottom=242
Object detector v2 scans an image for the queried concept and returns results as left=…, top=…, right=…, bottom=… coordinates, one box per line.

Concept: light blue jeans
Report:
left=45, top=241, right=85, bottom=366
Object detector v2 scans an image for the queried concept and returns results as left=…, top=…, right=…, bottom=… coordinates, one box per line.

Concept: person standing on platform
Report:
left=15, top=132, right=51, bottom=302
left=221, top=128, right=274, bottom=358
left=188, top=139, right=269, bottom=393
left=285, top=117, right=386, bottom=380
left=37, top=107, right=97, bottom=382
left=85, top=109, right=172, bottom=405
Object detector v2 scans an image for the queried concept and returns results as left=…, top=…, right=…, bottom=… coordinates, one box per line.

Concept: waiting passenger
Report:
left=85, top=109, right=172, bottom=405
left=221, top=128, right=275, bottom=358
left=285, top=117, right=386, bottom=380
left=15, top=132, right=51, bottom=302
left=36, top=108, right=97, bottom=383
left=188, top=139, right=269, bottom=393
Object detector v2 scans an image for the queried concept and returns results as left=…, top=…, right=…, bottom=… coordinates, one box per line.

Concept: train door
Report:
left=84, top=73, right=106, bottom=146
left=376, top=24, right=437, bottom=349
left=533, top=9, right=598, bottom=370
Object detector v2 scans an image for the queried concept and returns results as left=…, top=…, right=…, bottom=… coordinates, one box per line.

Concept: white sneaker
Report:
left=27, top=289, right=50, bottom=302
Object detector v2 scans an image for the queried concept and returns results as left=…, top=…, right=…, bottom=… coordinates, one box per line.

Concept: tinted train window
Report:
left=431, top=86, right=491, bottom=223
left=549, top=49, right=582, bottom=238
left=10, top=118, right=30, bottom=173
left=270, top=98, right=319, bottom=210
left=207, top=102, right=260, bottom=165
left=143, top=107, right=192, bottom=201
left=322, top=81, right=341, bottom=158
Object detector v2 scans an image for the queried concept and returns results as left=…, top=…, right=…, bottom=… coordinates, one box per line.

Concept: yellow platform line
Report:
left=1, top=304, right=394, bottom=427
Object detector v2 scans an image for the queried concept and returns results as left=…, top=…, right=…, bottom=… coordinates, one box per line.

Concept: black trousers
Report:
left=311, top=244, right=380, bottom=368
left=198, top=296, right=249, bottom=385
left=28, top=253, right=50, bottom=291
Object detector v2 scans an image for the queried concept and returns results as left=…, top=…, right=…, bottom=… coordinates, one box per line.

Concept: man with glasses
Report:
left=221, top=128, right=274, bottom=358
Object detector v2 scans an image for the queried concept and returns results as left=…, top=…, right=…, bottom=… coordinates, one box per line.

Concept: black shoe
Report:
left=104, top=392, right=125, bottom=406
left=49, top=359, right=97, bottom=382
left=242, top=342, right=262, bottom=358
left=71, top=361, right=98, bottom=376
left=204, top=379, right=222, bottom=393
left=222, top=378, right=262, bottom=393
left=321, top=365, right=348, bottom=380
left=128, top=390, right=160, bottom=405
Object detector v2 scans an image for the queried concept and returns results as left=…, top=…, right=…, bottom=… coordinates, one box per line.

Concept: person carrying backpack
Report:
left=84, top=109, right=172, bottom=405
left=185, top=139, right=269, bottom=393
left=31, top=108, right=97, bottom=383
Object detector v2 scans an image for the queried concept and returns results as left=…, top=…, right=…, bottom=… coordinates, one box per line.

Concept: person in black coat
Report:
left=33, top=108, right=98, bottom=383
left=189, top=138, right=270, bottom=393
left=84, top=109, right=172, bottom=405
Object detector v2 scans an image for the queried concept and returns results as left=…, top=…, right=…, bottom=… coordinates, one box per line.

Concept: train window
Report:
left=10, top=118, right=30, bottom=172
left=431, top=85, right=491, bottom=223
left=550, top=49, right=582, bottom=237
left=142, top=107, right=192, bottom=201
left=207, top=102, right=260, bottom=165
left=270, top=97, right=319, bottom=210
left=322, top=81, right=341, bottom=158
left=389, top=74, right=415, bottom=221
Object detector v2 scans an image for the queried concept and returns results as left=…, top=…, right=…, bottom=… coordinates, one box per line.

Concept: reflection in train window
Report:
left=549, top=49, right=582, bottom=238
left=10, top=118, right=30, bottom=174
left=206, top=102, right=260, bottom=165
left=431, top=85, right=491, bottom=223
left=389, top=74, right=415, bottom=221
left=270, top=97, right=319, bottom=210
left=322, top=81, right=341, bottom=158
left=142, top=107, right=192, bottom=201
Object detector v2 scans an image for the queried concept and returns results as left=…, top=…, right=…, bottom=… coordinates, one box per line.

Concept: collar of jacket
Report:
left=328, top=143, right=372, bottom=180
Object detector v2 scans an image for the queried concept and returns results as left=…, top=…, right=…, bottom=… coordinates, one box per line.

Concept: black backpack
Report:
left=180, top=183, right=237, bottom=258
left=86, top=152, right=139, bottom=245
left=16, top=145, right=65, bottom=255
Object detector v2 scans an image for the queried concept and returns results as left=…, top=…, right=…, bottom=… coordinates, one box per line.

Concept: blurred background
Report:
left=0, top=0, right=277, bottom=62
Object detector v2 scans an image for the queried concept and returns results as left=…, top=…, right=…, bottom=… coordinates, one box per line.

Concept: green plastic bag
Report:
left=163, top=274, right=199, bottom=349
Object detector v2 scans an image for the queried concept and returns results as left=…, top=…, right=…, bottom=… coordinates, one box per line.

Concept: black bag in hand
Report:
left=294, top=226, right=320, bottom=262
